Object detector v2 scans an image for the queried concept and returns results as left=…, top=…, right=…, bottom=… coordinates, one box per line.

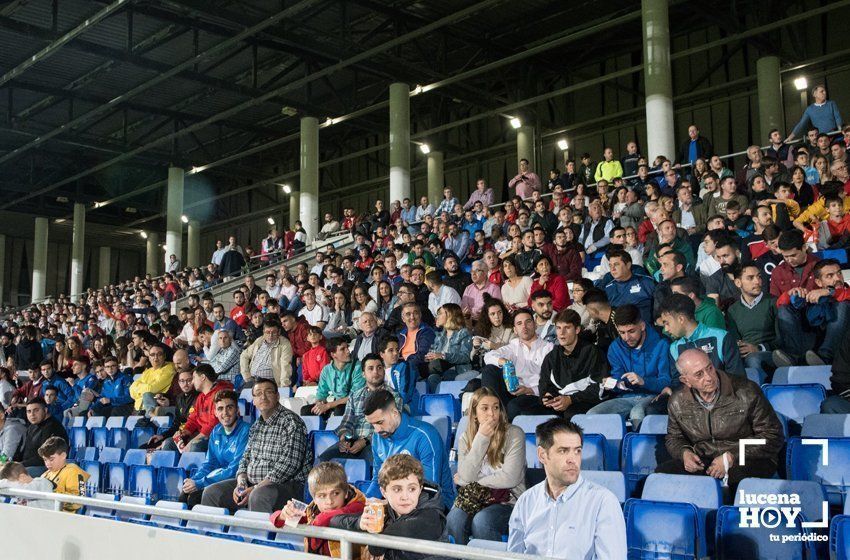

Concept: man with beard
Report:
left=543, top=228, right=583, bottom=282
left=704, top=236, right=742, bottom=308
left=742, top=205, right=775, bottom=262
left=441, top=254, right=471, bottom=297
left=604, top=250, right=656, bottom=326
left=531, top=290, right=556, bottom=343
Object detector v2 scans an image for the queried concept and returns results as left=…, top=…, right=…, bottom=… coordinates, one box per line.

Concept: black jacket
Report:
left=331, top=483, right=446, bottom=560
left=14, top=339, right=43, bottom=371
left=677, top=135, right=714, bottom=165
left=219, top=250, right=246, bottom=277
left=21, top=416, right=67, bottom=466
left=539, top=338, right=609, bottom=408
left=441, top=272, right=471, bottom=298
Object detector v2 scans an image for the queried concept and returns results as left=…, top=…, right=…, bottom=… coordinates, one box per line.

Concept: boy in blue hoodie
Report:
left=588, top=304, right=672, bottom=430
left=179, top=390, right=249, bottom=508
left=378, top=337, right=418, bottom=415
left=90, top=356, right=134, bottom=417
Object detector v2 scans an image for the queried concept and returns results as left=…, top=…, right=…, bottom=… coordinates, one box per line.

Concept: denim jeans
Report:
left=777, top=301, right=850, bottom=362
left=141, top=392, right=158, bottom=415
left=446, top=503, right=513, bottom=545
left=587, top=394, right=656, bottom=430
left=743, top=351, right=775, bottom=380
left=820, top=301, right=850, bottom=361
left=821, top=395, right=850, bottom=413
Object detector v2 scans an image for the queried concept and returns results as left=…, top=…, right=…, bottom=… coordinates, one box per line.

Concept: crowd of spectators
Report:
left=0, top=83, right=847, bottom=559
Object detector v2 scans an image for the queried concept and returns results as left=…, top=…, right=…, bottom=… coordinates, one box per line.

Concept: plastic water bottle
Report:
left=502, top=361, right=519, bottom=392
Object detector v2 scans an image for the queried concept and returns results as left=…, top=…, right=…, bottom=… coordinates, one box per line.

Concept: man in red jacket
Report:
left=164, top=364, right=232, bottom=453
left=281, top=312, right=313, bottom=360
left=229, top=290, right=253, bottom=330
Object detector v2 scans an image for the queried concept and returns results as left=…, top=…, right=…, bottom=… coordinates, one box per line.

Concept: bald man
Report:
left=658, top=349, right=784, bottom=491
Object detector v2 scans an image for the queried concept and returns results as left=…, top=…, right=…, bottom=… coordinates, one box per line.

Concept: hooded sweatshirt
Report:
left=180, top=380, right=234, bottom=438
left=331, top=483, right=447, bottom=560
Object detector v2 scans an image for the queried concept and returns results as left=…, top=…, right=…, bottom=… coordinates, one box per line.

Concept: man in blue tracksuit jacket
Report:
left=91, top=359, right=135, bottom=416
left=588, top=305, right=672, bottom=430
left=182, top=392, right=250, bottom=508
left=658, top=294, right=746, bottom=376
left=38, top=360, right=75, bottom=411
left=604, top=250, right=656, bottom=326
left=364, top=389, right=454, bottom=509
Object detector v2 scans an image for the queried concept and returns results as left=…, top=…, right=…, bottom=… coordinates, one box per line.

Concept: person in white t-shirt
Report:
left=297, top=287, right=329, bottom=329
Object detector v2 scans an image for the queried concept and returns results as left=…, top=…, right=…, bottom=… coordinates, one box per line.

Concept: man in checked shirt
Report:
left=201, top=378, right=311, bottom=512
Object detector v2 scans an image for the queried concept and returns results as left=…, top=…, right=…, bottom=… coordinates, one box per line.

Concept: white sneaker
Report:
left=805, top=350, right=826, bottom=366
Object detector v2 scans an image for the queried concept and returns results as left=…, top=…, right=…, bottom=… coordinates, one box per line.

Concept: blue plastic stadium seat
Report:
left=641, top=473, right=722, bottom=556
left=150, top=450, right=177, bottom=468
left=715, top=505, right=818, bottom=560
left=418, top=394, right=460, bottom=422
left=415, top=381, right=427, bottom=397
left=301, top=415, right=324, bottom=434
left=579, top=433, right=607, bottom=471
left=772, top=366, right=832, bottom=390
left=128, top=465, right=155, bottom=500
left=151, top=416, right=173, bottom=433
left=71, top=416, right=86, bottom=428
left=582, top=470, right=627, bottom=504
left=311, top=430, right=338, bottom=463
left=453, top=416, right=470, bottom=451
left=70, top=427, right=89, bottom=452
left=278, top=387, right=292, bottom=399
left=762, top=384, right=827, bottom=430
left=80, top=460, right=102, bottom=495
left=78, top=446, right=99, bottom=463
left=802, top=414, right=850, bottom=437
left=512, top=415, right=558, bottom=435
left=330, top=458, right=369, bottom=482
left=239, top=388, right=253, bottom=402
left=231, top=510, right=276, bottom=544
left=84, top=492, right=118, bottom=518
left=130, top=426, right=155, bottom=448
left=745, top=367, right=766, bottom=386
left=155, top=466, right=185, bottom=501
left=622, top=433, right=671, bottom=498
left=108, top=427, right=130, bottom=449
left=116, top=495, right=149, bottom=523
left=185, top=504, right=229, bottom=535
left=832, top=515, right=850, bottom=560
left=105, top=416, right=125, bottom=429
left=639, top=415, right=669, bottom=435
left=90, top=427, right=109, bottom=451
left=123, top=448, right=148, bottom=466
left=124, top=416, right=144, bottom=431
left=178, top=451, right=206, bottom=472
left=86, top=416, right=106, bottom=429
left=625, top=498, right=702, bottom=560
left=525, top=433, right=539, bottom=468
left=786, top=436, right=850, bottom=507
left=147, top=500, right=188, bottom=528
left=436, top=380, right=468, bottom=397
left=105, top=462, right=128, bottom=495
left=816, top=248, right=848, bottom=265
left=468, top=539, right=508, bottom=551
left=98, top=447, right=123, bottom=465
left=572, top=414, right=625, bottom=470
left=353, top=480, right=371, bottom=494
left=324, top=416, right=343, bottom=432
left=417, top=415, right=451, bottom=450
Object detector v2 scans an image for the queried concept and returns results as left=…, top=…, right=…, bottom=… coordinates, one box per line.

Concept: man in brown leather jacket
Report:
left=658, top=349, right=784, bottom=491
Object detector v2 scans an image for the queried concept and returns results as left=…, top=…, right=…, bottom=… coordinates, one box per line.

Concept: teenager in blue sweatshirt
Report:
left=180, top=389, right=250, bottom=508
left=90, top=357, right=134, bottom=417
left=604, top=249, right=656, bottom=326
left=38, top=360, right=74, bottom=412
left=588, top=305, right=672, bottom=430
left=362, top=389, right=455, bottom=510
left=378, top=337, right=419, bottom=415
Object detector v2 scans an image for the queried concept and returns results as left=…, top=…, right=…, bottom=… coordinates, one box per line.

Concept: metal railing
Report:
left=0, top=488, right=550, bottom=560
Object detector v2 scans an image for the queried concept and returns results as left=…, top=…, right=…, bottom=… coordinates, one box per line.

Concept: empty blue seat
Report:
left=150, top=450, right=177, bottom=468
left=124, top=416, right=144, bottom=431
left=311, top=430, right=338, bottom=462
left=468, top=539, right=507, bottom=551
left=84, top=492, right=118, bottom=518
left=147, top=500, right=187, bottom=528
left=178, top=451, right=206, bottom=472
left=802, top=414, right=850, bottom=437
left=512, top=415, right=558, bottom=435
left=762, top=384, right=827, bottom=429
left=278, top=387, right=292, bottom=399
left=130, top=426, right=155, bottom=448
left=625, top=498, right=702, bottom=560
left=105, top=462, right=128, bottom=495
left=71, top=416, right=86, bottom=428
left=128, top=464, right=155, bottom=500
left=773, top=366, right=832, bottom=390
left=832, top=515, right=850, bottom=560
left=86, top=416, right=105, bottom=429
left=787, top=436, right=850, bottom=507
left=325, top=416, right=343, bottom=432
left=105, top=416, right=125, bottom=429
left=353, top=480, right=371, bottom=494
left=123, top=448, right=148, bottom=466
left=418, top=415, right=451, bottom=450
left=622, top=433, right=671, bottom=498
left=301, top=415, right=324, bottom=433
left=185, top=504, right=229, bottom=535
left=579, top=433, right=607, bottom=471
left=98, top=447, right=123, bottom=465
left=231, top=509, right=275, bottom=544
left=572, top=414, right=625, bottom=470
left=418, top=394, right=460, bottom=422
left=436, top=380, right=468, bottom=397
left=90, top=427, right=109, bottom=451
left=78, top=446, right=98, bottom=463
left=415, top=381, right=427, bottom=398
left=69, top=427, right=88, bottom=452
left=155, top=450, right=204, bottom=500
left=716, top=505, right=818, bottom=560
left=151, top=416, right=173, bottom=433
left=116, top=495, right=149, bottom=523
left=582, top=470, right=627, bottom=504
left=642, top=473, right=722, bottom=556
left=331, top=458, right=369, bottom=483
left=639, top=415, right=669, bottom=435
left=80, top=460, right=102, bottom=495
left=108, top=427, right=130, bottom=449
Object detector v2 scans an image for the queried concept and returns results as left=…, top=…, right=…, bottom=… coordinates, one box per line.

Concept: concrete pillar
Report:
left=98, top=247, right=111, bottom=287
left=642, top=0, right=676, bottom=161
left=145, top=232, right=160, bottom=276
left=165, top=166, right=184, bottom=268
left=0, top=234, right=5, bottom=306
left=187, top=219, right=200, bottom=268
left=299, top=116, right=319, bottom=240
left=389, top=82, right=411, bottom=204
left=427, top=151, right=445, bottom=206
left=516, top=126, right=534, bottom=169
left=289, top=191, right=300, bottom=230
left=757, top=56, right=784, bottom=143
left=70, top=202, right=85, bottom=296
left=32, top=217, right=48, bottom=302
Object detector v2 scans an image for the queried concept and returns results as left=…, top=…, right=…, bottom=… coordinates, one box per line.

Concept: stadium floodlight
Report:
left=557, top=139, right=569, bottom=151
left=267, top=217, right=276, bottom=225
left=281, top=184, right=292, bottom=194
left=181, top=215, right=189, bottom=223
left=419, top=143, right=431, bottom=155
left=140, top=231, right=148, bottom=239
left=794, top=77, right=808, bottom=91
left=510, top=117, right=522, bottom=129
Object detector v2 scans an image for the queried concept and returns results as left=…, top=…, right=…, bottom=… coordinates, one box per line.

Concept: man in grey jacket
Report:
left=0, top=407, right=25, bottom=460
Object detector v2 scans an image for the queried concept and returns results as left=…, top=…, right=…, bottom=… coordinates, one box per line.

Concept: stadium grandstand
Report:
left=2, top=0, right=850, bottom=559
